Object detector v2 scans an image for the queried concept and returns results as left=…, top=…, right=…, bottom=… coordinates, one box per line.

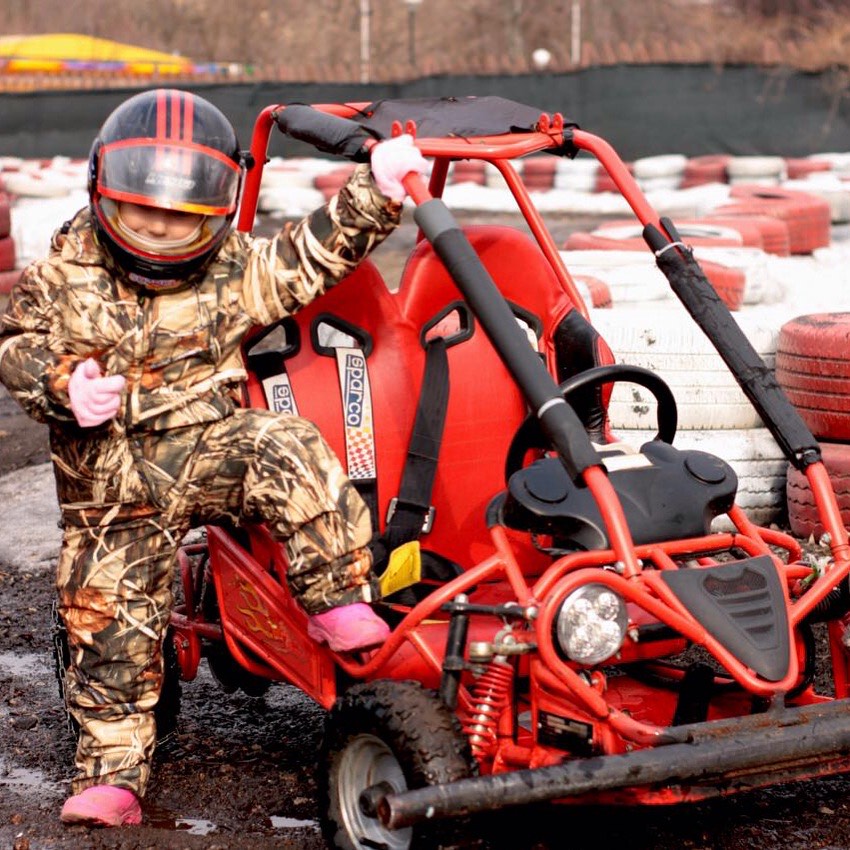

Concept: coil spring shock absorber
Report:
left=464, top=656, right=514, bottom=762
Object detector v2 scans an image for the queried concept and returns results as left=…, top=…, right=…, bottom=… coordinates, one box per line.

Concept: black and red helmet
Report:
left=88, top=89, right=243, bottom=289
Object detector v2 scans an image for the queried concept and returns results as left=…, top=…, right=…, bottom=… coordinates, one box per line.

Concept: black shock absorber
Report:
left=803, top=578, right=850, bottom=623
left=440, top=593, right=470, bottom=710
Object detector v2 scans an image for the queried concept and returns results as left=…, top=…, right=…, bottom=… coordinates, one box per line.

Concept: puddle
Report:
left=268, top=815, right=320, bottom=830
left=174, top=818, right=217, bottom=835
left=146, top=813, right=319, bottom=835
left=0, top=757, right=64, bottom=794
left=0, top=651, right=45, bottom=679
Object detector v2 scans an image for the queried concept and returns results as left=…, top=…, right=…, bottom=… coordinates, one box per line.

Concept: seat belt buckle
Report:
left=386, top=497, right=436, bottom=534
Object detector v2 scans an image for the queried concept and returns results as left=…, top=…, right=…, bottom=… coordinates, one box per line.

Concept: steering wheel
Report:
left=504, top=364, right=678, bottom=482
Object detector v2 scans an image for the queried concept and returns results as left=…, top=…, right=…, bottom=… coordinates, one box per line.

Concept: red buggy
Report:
left=160, top=97, right=850, bottom=849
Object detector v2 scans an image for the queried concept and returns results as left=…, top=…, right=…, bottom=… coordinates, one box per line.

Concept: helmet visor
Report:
left=97, top=139, right=241, bottom=216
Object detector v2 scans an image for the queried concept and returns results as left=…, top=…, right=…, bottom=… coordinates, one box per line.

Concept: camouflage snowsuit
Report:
left=0, top=165, right=400, bottom=796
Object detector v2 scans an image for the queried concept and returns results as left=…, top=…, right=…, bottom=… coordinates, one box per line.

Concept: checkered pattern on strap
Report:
left=335, top=347, right=377, bottom=480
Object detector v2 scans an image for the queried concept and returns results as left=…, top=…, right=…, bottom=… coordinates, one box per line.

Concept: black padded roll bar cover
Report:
left=273, top=104, right=379, bottom=162
left=645, top=223, right=821, bottom=471
left=414, top=199, right=601, bottom=480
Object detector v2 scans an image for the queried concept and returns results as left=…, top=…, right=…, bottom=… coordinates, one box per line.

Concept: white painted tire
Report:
left=691, top=245, right=783, bottom=305
left=726, top=156, right=787, bottom=181
left=553, top=172, right=598, bottom=192
left=555, top=156, right=600, bottom=176
left=591, top=305, right=778, bottom=430
left=559, top=250, right=670, bottom=302
left=781, top=176, right=850, bottom=224
left=257, top=185, right=326, bottom=216
left=632, top=154, right=688, bottom=180
left=597, top=221, right=746, bottom=246
left=611, top=426, right=787, bottom=528
left=3, top=170, right=71, bottom=197
left=637, top=176, right=682, bottom=192
left=261, top=167, right=322, bottom=190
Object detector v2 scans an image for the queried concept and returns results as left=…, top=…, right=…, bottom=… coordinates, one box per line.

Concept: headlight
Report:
left=555, top=584, right=628, bottom=665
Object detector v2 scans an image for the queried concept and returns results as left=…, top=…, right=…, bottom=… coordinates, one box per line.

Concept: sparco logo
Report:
left=344, top=354, right=367, bottom=427
left=145, top=173, right=196, bottom=190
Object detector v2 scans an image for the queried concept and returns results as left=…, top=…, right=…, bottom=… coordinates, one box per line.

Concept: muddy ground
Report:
left=3, top=212, right=850, bottom=850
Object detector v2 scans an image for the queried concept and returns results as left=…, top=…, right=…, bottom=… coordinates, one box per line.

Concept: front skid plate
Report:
left=381, top=698, right=850, bottom=828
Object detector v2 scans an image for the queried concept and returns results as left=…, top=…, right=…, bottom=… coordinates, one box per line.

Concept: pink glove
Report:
left=370, top=134, right=428, bottom=202
left=67, top=358, right=126, bottom=428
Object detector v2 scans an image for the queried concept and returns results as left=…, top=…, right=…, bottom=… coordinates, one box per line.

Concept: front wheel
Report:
left=318, top=680, right=479, bottom=850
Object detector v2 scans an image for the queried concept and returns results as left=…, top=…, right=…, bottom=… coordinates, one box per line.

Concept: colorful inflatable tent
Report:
left=0, top=33, right=194, bottom=74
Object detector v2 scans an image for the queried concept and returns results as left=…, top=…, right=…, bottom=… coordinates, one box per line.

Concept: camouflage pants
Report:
left=57, top=408, right=375, bottom=796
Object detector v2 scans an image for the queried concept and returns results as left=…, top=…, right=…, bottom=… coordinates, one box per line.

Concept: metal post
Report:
left=571, top=0, right=581, bottom=66
left=360, top=0, right=371, bottom=84
left=402, top=0, right=423, bottom=72
left=408, top=5, right=416, bottom=68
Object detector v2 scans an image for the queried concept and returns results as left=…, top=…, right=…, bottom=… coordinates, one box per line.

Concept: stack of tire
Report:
left=710, top=185, right=831, bottom=255
left=0, top=184, right=18, bottom=295
left=563, top=222, right=752, bottom=310
left=594, top=303, right=789, bottom=529
left=559, top=191, right=836, bottom=529
left=778, top=313, right=850, bottom=539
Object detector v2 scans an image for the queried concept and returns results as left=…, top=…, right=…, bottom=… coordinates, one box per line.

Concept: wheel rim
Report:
left=336, top=733, right=413, bottom=850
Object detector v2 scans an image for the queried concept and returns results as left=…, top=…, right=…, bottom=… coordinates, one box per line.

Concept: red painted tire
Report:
left=0, top=194, right=10, bottom=239
left=0, top=236, right=15, bottom=272
left=523, top=174, right=555, bottom=191
left=776, top=312, right=850, bottom=441
left=0, top=268, right=21, bottom=294
left=700, top=259, right=746, bottom=311
left=706, top=212, right=791, bottom=256
left=721, top=185, right=831, bottom=254
left=314, top=167, right=355, bottom=201
left=682, top=154, right=730, bottom=186
left=591, top=163, right=634, bottom=194
left=449, top=161, right=485, bottom=185
left=561, top=233, right=745, bottom=310
left=522, top=157, right=557, bottom=177
left=787, top=441, right=850, bottom=539
left=572, top=274, right=612, bottom=309
left=784, top=158, right=832, bottom=180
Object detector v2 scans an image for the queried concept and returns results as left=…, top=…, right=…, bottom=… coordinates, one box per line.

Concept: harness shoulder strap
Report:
left=384, top=336, right=449, bottom=550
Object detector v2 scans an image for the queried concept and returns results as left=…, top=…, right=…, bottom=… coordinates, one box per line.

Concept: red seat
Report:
left=243, top=229, right=613, bottom=575
left=397, top=225, right=612, bottom=569
left=244, top=259, right=423, bottom=531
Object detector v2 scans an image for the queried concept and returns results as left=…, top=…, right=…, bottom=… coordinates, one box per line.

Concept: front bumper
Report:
left=379, top=698, right=850, bottom=829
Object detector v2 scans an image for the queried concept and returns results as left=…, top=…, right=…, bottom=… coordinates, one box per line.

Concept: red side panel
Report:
left=207, top=526, right=337, bottom=707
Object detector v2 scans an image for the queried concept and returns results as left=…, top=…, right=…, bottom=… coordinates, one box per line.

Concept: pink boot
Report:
left=60, top=785, right=142, bottom=827
left=307, top=603, right=391, bottom=652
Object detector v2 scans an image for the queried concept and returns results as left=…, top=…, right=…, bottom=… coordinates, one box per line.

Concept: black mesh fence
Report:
left=2, top=65, right=849, bottom=161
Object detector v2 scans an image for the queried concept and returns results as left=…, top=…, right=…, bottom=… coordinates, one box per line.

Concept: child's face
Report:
left=117, top=202, right=204, bottom=243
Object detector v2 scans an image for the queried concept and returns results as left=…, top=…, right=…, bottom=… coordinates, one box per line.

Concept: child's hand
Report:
left=370, top=134, right=428, bottom=202
left=68, top=358, right=126, bottom=428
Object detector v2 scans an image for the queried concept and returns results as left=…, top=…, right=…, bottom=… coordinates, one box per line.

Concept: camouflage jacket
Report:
left=0, top=165, right=400, bottom=510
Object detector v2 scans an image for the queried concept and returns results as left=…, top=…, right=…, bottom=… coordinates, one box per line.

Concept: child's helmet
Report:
left=88, top=89, right=243, bottom=289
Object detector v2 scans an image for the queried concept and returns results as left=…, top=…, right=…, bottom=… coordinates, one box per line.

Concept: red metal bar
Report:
left=238, top=105, right=277, bottom=232
left=334, top=551, right=506, bottom=678
left=490, top=158, right=590, bottom=318
left=571, top=129, right=664, bottom=230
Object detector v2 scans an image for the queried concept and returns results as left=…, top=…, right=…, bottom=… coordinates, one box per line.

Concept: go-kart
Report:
left=163, top=97, right=850, bottom=849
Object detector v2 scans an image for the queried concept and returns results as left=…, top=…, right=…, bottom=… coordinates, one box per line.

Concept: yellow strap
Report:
left=379, top=541, right=422, bottom=597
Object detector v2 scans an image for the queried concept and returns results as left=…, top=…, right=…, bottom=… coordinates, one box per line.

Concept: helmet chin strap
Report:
left=114, top=209, right=206, bottom=253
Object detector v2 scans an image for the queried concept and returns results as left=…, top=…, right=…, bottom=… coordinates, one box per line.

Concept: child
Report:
left=0, top=88, right=427, bottom=827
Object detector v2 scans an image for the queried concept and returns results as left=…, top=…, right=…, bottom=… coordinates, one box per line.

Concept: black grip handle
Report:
left=273, top=104, right=378, bottom=162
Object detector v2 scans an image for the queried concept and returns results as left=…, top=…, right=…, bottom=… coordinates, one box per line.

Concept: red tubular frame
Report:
left=172, top=99, right=850, bottom=778
left=237, top=102, right=590, bottom=317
